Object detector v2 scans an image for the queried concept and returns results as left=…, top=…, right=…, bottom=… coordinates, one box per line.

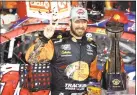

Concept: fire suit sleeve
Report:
left=25, top=39, right=54, bottom=63
left=89, top=56, right=102, bottom=81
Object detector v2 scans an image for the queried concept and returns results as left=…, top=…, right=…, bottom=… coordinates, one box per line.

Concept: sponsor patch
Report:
left=65, top=83, right=87, bottom=90
left=61, top=44, right=71, bottom=50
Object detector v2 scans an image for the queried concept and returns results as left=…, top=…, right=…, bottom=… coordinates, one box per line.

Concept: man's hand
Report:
left=43, top=18, right=59, bottom=39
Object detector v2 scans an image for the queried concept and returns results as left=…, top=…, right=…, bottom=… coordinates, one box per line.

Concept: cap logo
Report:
left=77, top=9, right=85, bottom=15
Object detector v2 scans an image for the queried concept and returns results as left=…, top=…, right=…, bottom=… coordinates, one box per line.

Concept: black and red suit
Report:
left=25, top=31, right=102, bottom=95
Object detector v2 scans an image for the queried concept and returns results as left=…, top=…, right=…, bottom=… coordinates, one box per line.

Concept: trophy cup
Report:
left=101, top=21, right=127, bottom=93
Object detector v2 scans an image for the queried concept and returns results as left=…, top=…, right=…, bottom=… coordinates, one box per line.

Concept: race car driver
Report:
left=25, top=7, right=102, bottom=95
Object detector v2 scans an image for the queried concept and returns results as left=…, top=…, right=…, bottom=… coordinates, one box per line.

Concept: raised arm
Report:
left=25, top=18, right=59, bottom=64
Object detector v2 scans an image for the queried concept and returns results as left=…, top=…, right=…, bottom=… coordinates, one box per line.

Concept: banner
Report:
left=26, top=2, right=71, bottom=20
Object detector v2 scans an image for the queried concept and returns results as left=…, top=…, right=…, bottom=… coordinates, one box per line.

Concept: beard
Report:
left=70, top=25, right=85, bottom=37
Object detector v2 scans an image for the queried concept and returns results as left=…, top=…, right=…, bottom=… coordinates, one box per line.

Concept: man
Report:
left=25, top=7, right=101, bottom=95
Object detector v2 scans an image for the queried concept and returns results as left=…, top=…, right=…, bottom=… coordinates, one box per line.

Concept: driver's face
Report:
left=70, top=19, right=88, bottom=37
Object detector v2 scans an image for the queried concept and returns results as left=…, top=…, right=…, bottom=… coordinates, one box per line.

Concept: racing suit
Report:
left=25, top=31, right=102, bottom=95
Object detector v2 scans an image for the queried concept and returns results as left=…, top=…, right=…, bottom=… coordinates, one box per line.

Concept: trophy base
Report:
left=101, top=72, right=127, bottom=91
left=101, top=89, right=128, bottom=95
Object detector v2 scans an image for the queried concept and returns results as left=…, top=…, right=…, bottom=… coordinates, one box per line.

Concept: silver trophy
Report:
left=101, top=21, right=127, bottom=92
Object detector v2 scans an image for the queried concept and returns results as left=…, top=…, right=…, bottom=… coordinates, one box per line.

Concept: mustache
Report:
left=75, top=27, right=85, bottom=30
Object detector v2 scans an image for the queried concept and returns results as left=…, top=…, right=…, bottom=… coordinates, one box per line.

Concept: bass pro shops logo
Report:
left=65, top=61, right=89, bottom=81
left=77, top=9, right=85, bottom=15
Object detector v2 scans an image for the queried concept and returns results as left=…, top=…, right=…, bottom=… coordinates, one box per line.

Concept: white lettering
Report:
left=65, top=83, right=87, bottom=90
left=29, top=2, right=50, bottom=9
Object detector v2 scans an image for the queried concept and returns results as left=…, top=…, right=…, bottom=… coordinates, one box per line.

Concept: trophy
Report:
left=101, top=21, right=127, bottom=92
